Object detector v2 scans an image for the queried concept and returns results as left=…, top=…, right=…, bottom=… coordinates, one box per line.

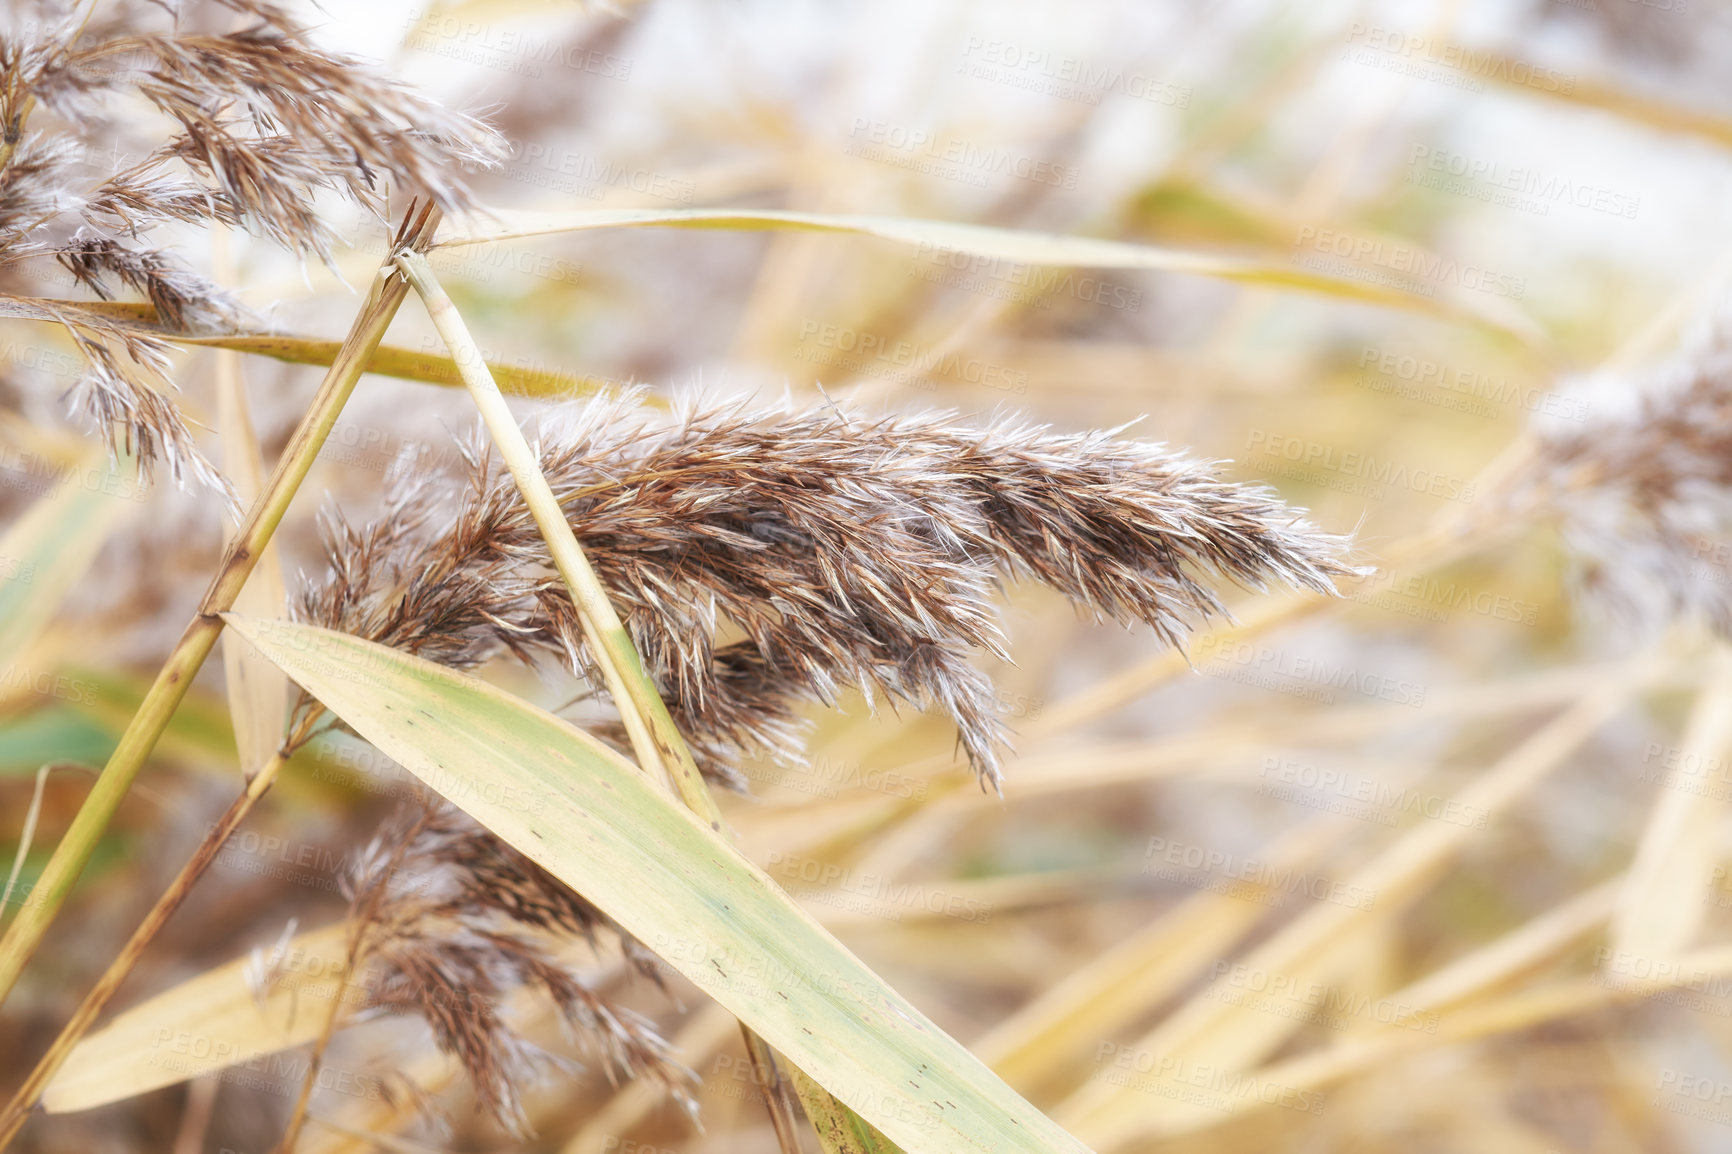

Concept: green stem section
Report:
left=0, top=210, right=435, bottom=1011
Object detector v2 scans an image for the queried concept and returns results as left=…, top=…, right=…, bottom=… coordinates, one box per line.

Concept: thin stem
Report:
left=275, top=810, right=430, bottom=1154
left=0, top=204, right=441, bottom=1011
left=393, top=250, right=717, bottom=812
left=170, top=1076, right=218, bottom=1154
left=789, top=1063, right=898, bottom=1153
left=0, top=750, right=289, bottom=1148
left=741, top=1026, right=807, bottom=1154
left=274, top=918, right=355, bottom=1154
left=404, top=252, right=661, bottom=781
left=395, top=250, right=815, bottom=1154
left=0, top=765, right=53, bottom=924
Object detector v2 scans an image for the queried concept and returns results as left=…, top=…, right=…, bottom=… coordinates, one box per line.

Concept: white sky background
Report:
left=261, top=0, right=1732, bottom=375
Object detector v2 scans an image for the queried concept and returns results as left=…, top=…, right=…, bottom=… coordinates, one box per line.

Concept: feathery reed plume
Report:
left=300, top=396, right=1357, bottom=789
left=282, top=393, right=1350, bottom=1131
left=0, top=133, right=82, bottom=236
left=324, top=800, right=695, bottom=1137
left=0, top=0, right=506, bottom=490
left=1520, top=299, right=1732, bottom=635
left=58, top=308, right=226, bottom=491
left=80, top=1, right=507, bottom=256
left=56, top=235, right=239, bottom=331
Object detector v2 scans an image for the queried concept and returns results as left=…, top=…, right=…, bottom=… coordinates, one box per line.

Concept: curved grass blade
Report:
left=0, top=444, right=133, bottom=666
left=221, top=614, right=1094, bottom=1154
left=216, top=352, right=289, bottom=774
left=43, top=923, right=352, bottom=1112
left=1, top=297, right=624, bottom=402
left=1611, top=649, right=1732, bottom=956
left=435, top=207, right=1539, bottom=339
left=179, top=334, right=623, bottom=403
left=1480, top=59, right=1732, bottom=150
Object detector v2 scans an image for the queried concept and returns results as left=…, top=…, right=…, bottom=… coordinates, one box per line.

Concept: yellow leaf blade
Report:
left=435, top=207, right=1539, bottom=339
left=44, top=923, right=351, bottom=1113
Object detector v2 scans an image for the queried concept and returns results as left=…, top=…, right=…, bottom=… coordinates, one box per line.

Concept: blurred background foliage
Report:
left=8, top=0, right=1732, bottom=1150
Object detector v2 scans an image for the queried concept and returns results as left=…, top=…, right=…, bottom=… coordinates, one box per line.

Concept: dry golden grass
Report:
left=4, top=0, right=1732, bottom=1152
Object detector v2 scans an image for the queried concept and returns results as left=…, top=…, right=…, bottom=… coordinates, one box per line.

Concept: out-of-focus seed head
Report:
left=1524, top=298, right=1732, bottom=636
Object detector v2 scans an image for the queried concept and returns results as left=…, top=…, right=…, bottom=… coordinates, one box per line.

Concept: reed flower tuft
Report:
left=1523, top=299, right=1732, bottom=635
left=327, top=801, right=696, bottom=1137
left=0, top=0, right=506, bottom=491
left=302, top=396, right=1358, bottom=789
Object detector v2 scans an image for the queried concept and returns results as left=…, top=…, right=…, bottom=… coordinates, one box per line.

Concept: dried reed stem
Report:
left=0, top=748, right=290, bottom=1147
left=274, top=812, right=431, bottom=1154
left=393, top=249, right=674, bottom=794
left=0, top=765, right=52, bottom=923
left=790, top=1062, right=899, bottom=1153
left=0, top=204, right=440, bottom=1010
left=741, top=1030, right=807, bottom=1154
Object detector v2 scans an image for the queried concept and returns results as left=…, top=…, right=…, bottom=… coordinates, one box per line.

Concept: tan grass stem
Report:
left=1135, top=930, right=1732, bottom=1145
left=393, top=250, right=684, bottom=800
left=0, top=750, right=290, bottom=1147
left=1061, top=664, right=1651, bottom=1147
left=0, top=204, right=440, bottom=1014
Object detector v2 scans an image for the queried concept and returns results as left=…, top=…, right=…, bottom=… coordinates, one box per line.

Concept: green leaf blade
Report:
left=223, top=614, right=1093, bottom=1154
